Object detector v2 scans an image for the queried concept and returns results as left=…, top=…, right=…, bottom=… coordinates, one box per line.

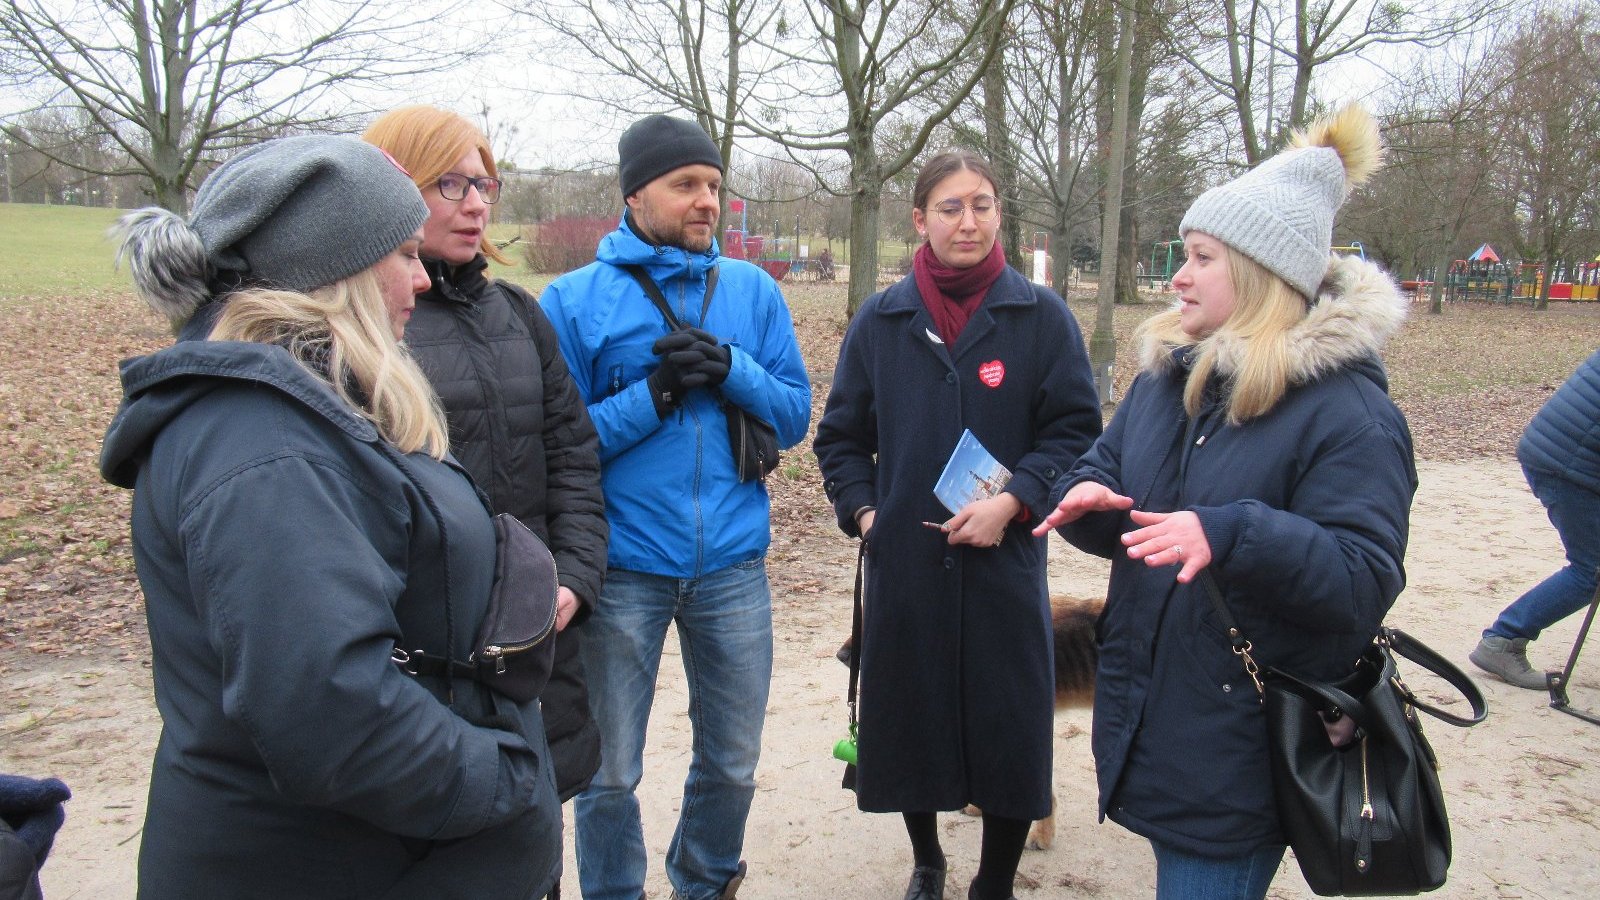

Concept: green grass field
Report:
left=0, top=204, right=132, bottom=298
left=0, top=204, right=555, bottom=299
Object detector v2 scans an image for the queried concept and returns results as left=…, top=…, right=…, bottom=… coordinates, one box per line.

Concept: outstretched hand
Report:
left=1122, top=509, right=1211, bottom=583
left=1031, top=481, right=1133, bottom=536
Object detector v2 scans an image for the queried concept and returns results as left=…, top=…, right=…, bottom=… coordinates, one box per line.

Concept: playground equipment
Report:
left=1145, top=240, right=1182, bottom=290
left=1332, top=241, right=1366, bottom=260
left=721, top=198, right=799, bottom=281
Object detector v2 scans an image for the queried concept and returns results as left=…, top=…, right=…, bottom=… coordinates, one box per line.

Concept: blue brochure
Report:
left=933, top=429, right=1012, bottom=515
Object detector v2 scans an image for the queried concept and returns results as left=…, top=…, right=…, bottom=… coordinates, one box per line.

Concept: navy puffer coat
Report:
left=1518, top=348, right=1600, bottom=494
left=406, top=254, right=607, bottom=800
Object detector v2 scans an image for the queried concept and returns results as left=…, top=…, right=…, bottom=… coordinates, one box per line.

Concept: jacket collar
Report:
left=597, top=212, right=720, bottom=284
left=1140, top=254, right=1405, bottom=388
left=420, top=254, right=490, bottom=305
left=875, top=264, right=1038, bottom=316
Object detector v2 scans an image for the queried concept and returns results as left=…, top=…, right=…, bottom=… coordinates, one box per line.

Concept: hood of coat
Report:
left=1140, top=254, right=1406, bottom=389
left=99, top=340, right=377, bottom=489
left=596, top=212, right=720, bottom=286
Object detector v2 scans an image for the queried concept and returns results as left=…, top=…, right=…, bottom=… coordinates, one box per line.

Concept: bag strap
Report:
left=847, top=541, right=865, bottom=730
left=1198, top=569, right=1265, bottom=695
left=621, top=263, right=720, bottom=330
left=1200, top=571, right=1486, bottom=728
left=1382, top=626, right=1489, bottom=726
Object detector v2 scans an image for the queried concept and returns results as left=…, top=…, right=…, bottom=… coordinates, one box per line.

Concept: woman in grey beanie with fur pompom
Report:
left=1035, top=106, right=1418, bottom=897
left=99, top=135, right=564, bottom=898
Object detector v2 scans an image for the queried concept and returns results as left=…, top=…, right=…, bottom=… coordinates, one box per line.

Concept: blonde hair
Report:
left=364, top=105, right=509, bottom=265
left=209, top=271, right=450, bottom=458
left=1136, top=244, right=1312, bottom=425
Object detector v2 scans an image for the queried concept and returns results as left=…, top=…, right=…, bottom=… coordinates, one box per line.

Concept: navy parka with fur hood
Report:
left=1053, top=256, right=1417, bottom=856
left=814, top=266, right=1102, bottom=820
left=100, top=338, right=562, bottom=898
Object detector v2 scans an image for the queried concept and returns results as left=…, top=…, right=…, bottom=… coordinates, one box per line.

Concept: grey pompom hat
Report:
left=191, top=134, right=428, bottom=294
left=1179, top=143, right=1348, bottom=301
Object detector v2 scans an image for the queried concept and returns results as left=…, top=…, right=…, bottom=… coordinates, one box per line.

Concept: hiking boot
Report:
left=1469, top=635, right=1547, bottom=690
left=904, top=864, right=946, bottom=900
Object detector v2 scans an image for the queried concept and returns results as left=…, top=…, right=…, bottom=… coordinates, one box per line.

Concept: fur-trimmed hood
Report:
left=1140, top=254, right=1406, bottom=387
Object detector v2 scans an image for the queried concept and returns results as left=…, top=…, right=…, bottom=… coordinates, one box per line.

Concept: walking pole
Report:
left=1548, top=580, right=1600, bottom=726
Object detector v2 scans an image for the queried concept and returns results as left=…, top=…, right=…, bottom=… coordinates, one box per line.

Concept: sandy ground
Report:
left=5, top=457, right=1600, bottom=899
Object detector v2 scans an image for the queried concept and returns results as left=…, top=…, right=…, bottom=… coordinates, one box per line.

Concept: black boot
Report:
left=904, top=864, right=947, bottom=900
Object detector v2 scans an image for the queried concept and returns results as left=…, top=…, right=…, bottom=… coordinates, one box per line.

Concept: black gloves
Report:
left=647, top=327, right=731, bottom=417
left=679, top=326, right=731, bottom=388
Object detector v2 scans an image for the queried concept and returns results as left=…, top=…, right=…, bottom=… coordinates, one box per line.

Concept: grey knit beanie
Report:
left=1180, top=106, right=1382, bottom=301
left=192, top=135, right=428, bottom=293
left=114, top=135, right=428, bottom=328
left=618, top=114, right=723, bottom=197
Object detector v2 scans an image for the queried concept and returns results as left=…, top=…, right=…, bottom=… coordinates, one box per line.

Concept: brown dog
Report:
left=835, top=593, right=1104, bottom=850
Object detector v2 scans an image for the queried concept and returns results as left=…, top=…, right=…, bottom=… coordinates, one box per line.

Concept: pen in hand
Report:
left=920, top=521, right=948, bottom=531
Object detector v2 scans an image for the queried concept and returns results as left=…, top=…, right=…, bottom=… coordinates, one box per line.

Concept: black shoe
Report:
left=905, top=864, right=947, bottom=900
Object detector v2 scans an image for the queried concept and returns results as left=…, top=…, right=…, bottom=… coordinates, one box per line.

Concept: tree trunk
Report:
left=1091, top=1, right=1135, bottom=405
left=1427, top=247, right=1452, bottom=315
left=1537, top=252, right=1554, bottom=310
left=982, top=17, right=1025, bottom=271
left=845, top=136, right=883, bottom=318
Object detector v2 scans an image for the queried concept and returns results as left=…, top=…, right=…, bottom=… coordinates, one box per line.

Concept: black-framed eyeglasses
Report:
left=929, top=195, right=999, bottom=226
left=436, top=172, right=502, bottom=204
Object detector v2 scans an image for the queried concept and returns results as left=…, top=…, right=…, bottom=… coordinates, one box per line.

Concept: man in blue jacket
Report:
left=540, top=114, right=811, bottom=900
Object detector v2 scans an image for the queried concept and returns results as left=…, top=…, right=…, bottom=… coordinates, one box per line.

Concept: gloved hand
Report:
left=682, top=338, right=731, bottom=387
left=646, top=330, right=711, bottom=416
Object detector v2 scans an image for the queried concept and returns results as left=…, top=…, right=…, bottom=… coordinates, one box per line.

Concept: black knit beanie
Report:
left=618, top=115, right=723, bottom=197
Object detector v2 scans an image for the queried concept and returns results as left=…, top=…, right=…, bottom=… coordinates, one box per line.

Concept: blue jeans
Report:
left=574, top=559, right=773, bottom=900
left=1151, top=840, right=1285, bottom=900
left=1487, top=465, right=1600, bottom=642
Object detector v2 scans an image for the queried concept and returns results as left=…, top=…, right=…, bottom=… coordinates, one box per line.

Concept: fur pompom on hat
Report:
left=1180, top=105, right=1383, bottom=301
left=618, top=114, right=723, bottom=197
left=112, top=135, right=428, bottom=329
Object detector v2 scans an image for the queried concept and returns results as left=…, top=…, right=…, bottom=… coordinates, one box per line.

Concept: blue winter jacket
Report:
left=540, top=216, right=811, bottom=577
left=1518, top=348, right=1600, bottom=495
left=1054, top=256, right=1418, bottom=857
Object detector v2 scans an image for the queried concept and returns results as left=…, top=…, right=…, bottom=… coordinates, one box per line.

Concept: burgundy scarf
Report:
left=913, top=240, right=1007, bottom=345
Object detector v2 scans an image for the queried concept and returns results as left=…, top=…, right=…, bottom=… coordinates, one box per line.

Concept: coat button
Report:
left=1045, top=467, right=1058, bottom=479
left=945, top=372, right=957, bottom=384
left=1222, top=683, right=1233, bottom=693
left=943, top=557, right=955, bottom=569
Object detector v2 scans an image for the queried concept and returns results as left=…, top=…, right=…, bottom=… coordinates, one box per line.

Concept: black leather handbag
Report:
left=1200, top=573, right=1487, bottom=896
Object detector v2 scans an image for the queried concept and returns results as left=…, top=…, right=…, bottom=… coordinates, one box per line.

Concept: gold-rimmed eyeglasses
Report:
left=928, top=195, right=999, bottom=226
left=436, top=172, right=502, bottom=204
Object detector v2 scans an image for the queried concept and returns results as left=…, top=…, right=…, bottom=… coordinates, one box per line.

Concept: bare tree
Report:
left=759, top=0, right=1019, bottom=314
left=1169, top=0, right=1508, bottom=165
left=1090, top=0, right=1135, bottom=403
left=1497, top=4, right=1600, bottom=310
left=0, top=0, right=476, bottom=212
left=1342, top=34, right=1521, bottom=315
left=511, top=0, right=786, bottom=190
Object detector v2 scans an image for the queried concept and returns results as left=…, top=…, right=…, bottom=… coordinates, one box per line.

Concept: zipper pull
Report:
left=484, top=645, right=507, bottom=674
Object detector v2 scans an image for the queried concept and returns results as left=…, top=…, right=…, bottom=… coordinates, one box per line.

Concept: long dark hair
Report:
left=912, top=150, right=1000, bottom=209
